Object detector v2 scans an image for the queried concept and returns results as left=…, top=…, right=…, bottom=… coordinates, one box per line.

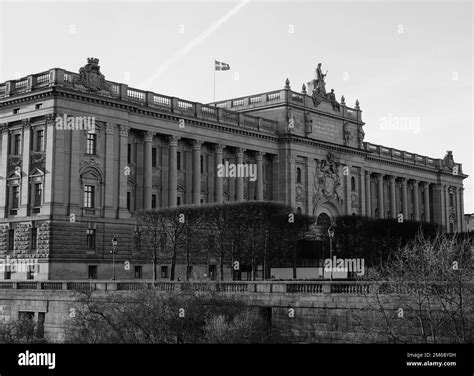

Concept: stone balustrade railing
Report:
left=0, top=68, right=277, bottom=136
left=0, top=280, right=470, bottom=295
left=364, top=142, right=462, bottom=173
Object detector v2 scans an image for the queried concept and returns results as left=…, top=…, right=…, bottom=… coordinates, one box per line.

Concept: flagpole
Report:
left=213, top=58, right=216, bottom=102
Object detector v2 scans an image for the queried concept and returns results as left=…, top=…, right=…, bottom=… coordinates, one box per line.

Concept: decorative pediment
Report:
left=29, top=167, right=44, bottom=177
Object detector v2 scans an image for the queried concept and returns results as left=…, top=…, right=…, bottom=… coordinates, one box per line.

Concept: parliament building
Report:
left=0, top=58, right=468, bottom=280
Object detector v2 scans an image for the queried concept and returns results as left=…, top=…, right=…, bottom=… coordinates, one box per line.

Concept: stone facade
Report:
left=0, top=58, right=468, bottom=280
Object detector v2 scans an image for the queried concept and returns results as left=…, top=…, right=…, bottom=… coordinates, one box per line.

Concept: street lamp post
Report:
left=327, top=225, right=335, bottom=281
left=111, top=235, right=118, bottom=280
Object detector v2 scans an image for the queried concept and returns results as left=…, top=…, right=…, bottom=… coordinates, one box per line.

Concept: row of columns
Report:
left=362, top=172, right=432, bottom=221
left=141, top=133, right=267, bottom=209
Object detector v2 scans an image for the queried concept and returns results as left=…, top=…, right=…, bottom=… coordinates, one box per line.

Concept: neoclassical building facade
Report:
left=0, top=58, right=467, bottom=280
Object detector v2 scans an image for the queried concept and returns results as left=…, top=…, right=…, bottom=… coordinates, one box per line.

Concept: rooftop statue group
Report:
left=311, top=63, right=339, bottom=111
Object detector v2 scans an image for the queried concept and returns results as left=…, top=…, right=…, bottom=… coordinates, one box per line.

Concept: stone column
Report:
left=256, top=151, right=264, bottom=201
left=104, top=123, right=116, bottom=217
left=18, top=119, right=31, bottom=216
left=423, top=182, right=430, bottom=222
left=214, top=144, right=224, bottom=203
left=401, top=178, right=408, bottom=220
left=192, top=140, right=202, bottom=204
left=118, top=125, right=131, bottom=218
left=43, top=115, right=57, bottom=216
left=143, top=131, right=154, bottom=210
left=388, top=176, right=396, bottom=219
left=444, top=185, right=450, bottom=231
left=0, top=124, right=8, bottom=218
left=460, top=188, right=465, bottom=232
left=365, top=171, right=371, bottom=217
left=236, top=148, right=244, bottom=202
left=377, top=173, right=384, bottom=219
left=272, top=155, right=280, bottom=201
left=455, top=187, right=462, bottom=232
left=359, top=168, right=366, bottom=216
left=168, top=136, right=179, bottom=207
left=345, top=165, right=351, bottom=215
left=413, top=180, right=420, bottom=221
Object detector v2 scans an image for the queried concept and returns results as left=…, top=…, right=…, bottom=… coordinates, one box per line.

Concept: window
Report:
left=14, top=134, right=21, bottom=155
left=134, top=266, right=142, bottom=279
left=35, top=103, right=43, bottom=110
left=87, top=229, right=96, bottom=250
left=36, top=312, right=45, bottom=339
left=88, top=265, right=98, bottom=279
left=18, top=312, right=35, bottom=337
left=84, top=185, right=95, bottom=208
left=208, top=265, right=216, bottom=281
left=200, top=155, right=204, bottom=173
left=127, top=192, right=131, bottom=211
left=34, top=183, right=42, bottom=207
left=30, top=227, right=37, bottom=250
left=127, top=144, right=131, bottom=164
left=36, top=130, right=44, bottom=152
left=133, top=230, right=141, bottom=253
left=449, top=193, right=454, bottom=207
left=4, top=265, right=11, bottom=280
left=13, top=108, right=20, bottom=114
left=12, top=186, right=20, bottom=208
left=86, top=133, right=97, bottom=154
left=351, top=176, right=356, bottom=191
left=27, top=264, right=35, bottom=280
left=177, top=151, right=181, bottom=170
left=8, top=229, right=14, bottom=250
left=296, top=167, right=301, bottom=184
left=177, top=197, right=181, bottom=206
left=296, top=207, right=302, bottom=214
left=449, top=223, right=454, bottom=233
left=161, top=266, right=169, bottom=279
left=152, top=194, right=157, bottom=209
left=152, top=148, right=157, bottom=167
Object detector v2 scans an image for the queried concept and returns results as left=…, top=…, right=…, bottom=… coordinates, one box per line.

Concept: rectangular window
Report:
left=36, top=130, right=44, bottom=152
left=134, top=230, right=141, bottom=253
left=12, top=186, right=20, bottom=208
left=35, top=103, right=43, bottom=110
left=87, top=229, right=96, bottom=250
left=177, top=151, right=181, bottom=171
left=86, top=133, right=97, bottom=154
left=152, top=148, right=157, bottom=167
left=152, top=194, right=157, bottom=209
left=161, top=266, right=169, bottom=279
left=134, top=266, right=142, bottom=279
left=27, top=265, right=35, bottom=280
left=14, top=134, right=21, bottom=155
left=84, top=185, right=95, bottom=208
left=177, top=197, right=181, bottom=206
left=4, top=265, right=11, bottom=280
left=13, top=108, right=20, bottom=115
left=127, top=192, right=131, bottom=211
left=200, top=155, right=203, bottom=173
left=8, top=229, right=14, bottom=250
left=88, top=265, right=98, bottom=279
left=34, top=183, right=42, bottom=207
left=127, top=144, right=131, bottom=164
left=31, top=227, right=37, bottom=250
left=36, top=312, right=45, bottom=339
left=208, top=265, right=216, bottom=281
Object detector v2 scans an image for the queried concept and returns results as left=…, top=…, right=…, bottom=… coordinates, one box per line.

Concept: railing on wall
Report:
left=0, top=280, right=467, bottom=295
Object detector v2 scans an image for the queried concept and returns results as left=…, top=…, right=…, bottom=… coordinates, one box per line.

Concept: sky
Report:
left=1, top=0, right=472, bottom=212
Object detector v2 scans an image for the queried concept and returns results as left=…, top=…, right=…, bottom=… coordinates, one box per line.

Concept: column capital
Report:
left=192, top=139, right=203, bottom=150
left=119, top=125, right=130, bottom=137
left=388, top=175, right=396, bottom=183
left=235, top=147, right=244, bottom=158
left=168, top=135, right=180, bottom=146
left=272, top=154, right=280, bottom=163
left=255, top=151, right=265, bottom=160
left=365, top=170, right=371, bottom=177
left=0, top=123, right=8, bottom=133
left=22, top=118, right=31, bottom=129
left=106, top=123, right=116, bottom=135
left=144, top=131, right=155, bottom=142
left=214, top=143, right=225, bottom=153
left=376, top=172, right=384, bottom=181
left=44, top=113, right=56, bottom=125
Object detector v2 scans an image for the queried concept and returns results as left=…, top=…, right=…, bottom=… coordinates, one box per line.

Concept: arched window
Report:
left=296, top=207, right=302, bottom=215
left=296, top=167, right=302, bottom=184
left=351, top=176, right=356, bottom=191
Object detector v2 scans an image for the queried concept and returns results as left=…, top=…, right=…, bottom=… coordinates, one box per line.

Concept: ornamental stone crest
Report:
left=77, top=58, right=109, bottom=92
left=313, top=152, right=343, bottom=206
left=443, top=151, right=455, bottom=171
left=80, top=157, right=103, bottom=172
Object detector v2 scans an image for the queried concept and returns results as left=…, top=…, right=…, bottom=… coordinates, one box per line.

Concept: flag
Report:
left=215, top=60, right=230, bottom=71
